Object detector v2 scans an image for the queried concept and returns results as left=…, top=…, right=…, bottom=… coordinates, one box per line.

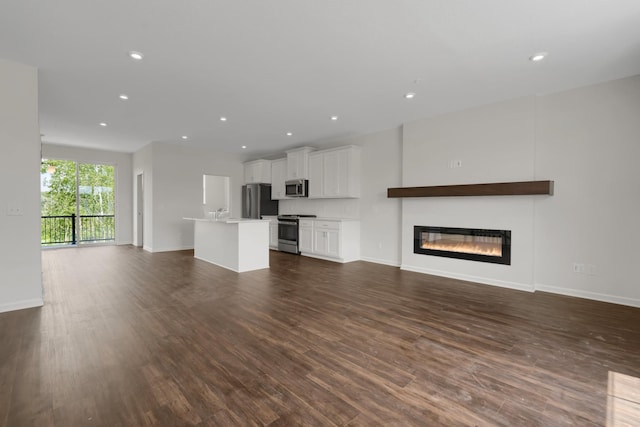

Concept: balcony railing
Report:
left=41, top=214, right=115, bottom=246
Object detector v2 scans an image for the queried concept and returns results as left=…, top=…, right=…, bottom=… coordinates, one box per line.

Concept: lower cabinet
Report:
left=299, top=219, right=360, bottom=263
left=299, top=220, right=313, bottom=253
left=313, top=221, right=340, bottom=258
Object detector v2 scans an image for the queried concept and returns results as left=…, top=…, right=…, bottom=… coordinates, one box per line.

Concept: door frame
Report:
left=135, top=172, right=144, bottom=247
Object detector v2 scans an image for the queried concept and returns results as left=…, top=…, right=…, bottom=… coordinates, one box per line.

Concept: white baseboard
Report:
left=300, top=252, right=351, bottom=263
left=535, top=283, right=640, bottom=308
left=393, top=265, right=640, bottom=308
left=150, top=245, right=194, bottom=253
left=360, top=256, right=401, bottom=267
left=400, top=264, right=535, bottom=293
left=143, top=245, right=194, bottom=253
left=0, top=298, right=44, bottom=314
left=193, top=255, right=240, bottom=272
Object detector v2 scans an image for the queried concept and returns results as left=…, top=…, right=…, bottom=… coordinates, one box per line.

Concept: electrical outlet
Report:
left=454, top=159, right=462, bottom=168
left=587, top=264, right=597, bottom=276
left=573, top=263, right=585, bottom=273
left=7, top=205, right=22, bottom=216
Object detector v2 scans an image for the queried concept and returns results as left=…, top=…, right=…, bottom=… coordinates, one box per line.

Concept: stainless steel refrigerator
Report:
left=241, top=183, right=279, bottom=219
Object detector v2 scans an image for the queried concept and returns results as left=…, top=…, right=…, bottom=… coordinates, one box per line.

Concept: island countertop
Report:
left=182, top=217, right=268, bottom=224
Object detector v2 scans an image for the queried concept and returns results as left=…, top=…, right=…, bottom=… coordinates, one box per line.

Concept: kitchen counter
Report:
left=306, top=217, right=359, bottom=221
left=183, top=217, right=269, bottom=272
left=183, top=217, right=268, bottom=224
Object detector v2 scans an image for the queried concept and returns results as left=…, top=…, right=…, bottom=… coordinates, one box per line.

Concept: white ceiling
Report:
left=2, top=0, right=640, bottom=156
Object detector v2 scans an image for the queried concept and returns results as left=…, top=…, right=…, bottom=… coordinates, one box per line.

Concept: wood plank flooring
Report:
left=1, top=245, right=639, bottom=426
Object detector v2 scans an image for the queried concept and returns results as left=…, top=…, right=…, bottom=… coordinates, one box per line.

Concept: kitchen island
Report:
left=184, top=218, right=270, bottom=272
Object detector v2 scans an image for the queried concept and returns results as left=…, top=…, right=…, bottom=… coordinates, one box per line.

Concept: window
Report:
left=41, top=159, right=115, bottom=246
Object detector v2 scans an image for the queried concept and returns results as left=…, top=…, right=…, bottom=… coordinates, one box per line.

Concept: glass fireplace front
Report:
left=414, top=226, right=511, bottom=265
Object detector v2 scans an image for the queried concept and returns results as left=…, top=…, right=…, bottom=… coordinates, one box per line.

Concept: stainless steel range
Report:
left=277, top=214, right=316, bottom=254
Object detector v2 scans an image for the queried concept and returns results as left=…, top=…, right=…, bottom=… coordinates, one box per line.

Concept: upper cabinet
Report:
left=265, top=145, right=360, bottom=199
left=270, top=158, right=288, bottom=200
left=243, top=159, right=271, bottom=184
left=308, top=145, right=361, bottom=199
left=286, top=147, right=315, bottom=180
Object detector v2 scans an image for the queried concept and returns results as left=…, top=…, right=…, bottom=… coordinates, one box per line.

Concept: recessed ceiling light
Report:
left=99, top=122, right=108, bottom=127
left=330, top=116, right=338, bottom=121
left=404, top=92, right=416, bottom=99
left=286, top=132, right=293, bottom=136
left=128, top=51, right=144, bottom=61
left=529, top=52, right=547, bottom=62
left=241, top=145, right=247, bottom=149
left=119, top=94, right=129, bottom=100
left=220, top=116, right=227, bottom=122
left=181, top=135, right=188, bottom=140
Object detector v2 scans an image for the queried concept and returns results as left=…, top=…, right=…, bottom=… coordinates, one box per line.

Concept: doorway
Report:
left=40, top=159, right=116, bottom=246
left=136, top=173, right=144, bottom=247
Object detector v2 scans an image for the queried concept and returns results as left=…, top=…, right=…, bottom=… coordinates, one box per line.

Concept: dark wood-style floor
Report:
left=1, top=246, right=639, bottom=426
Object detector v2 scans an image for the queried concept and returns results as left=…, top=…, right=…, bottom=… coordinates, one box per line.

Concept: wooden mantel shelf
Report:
left=387, top=180, right=554, bottom=198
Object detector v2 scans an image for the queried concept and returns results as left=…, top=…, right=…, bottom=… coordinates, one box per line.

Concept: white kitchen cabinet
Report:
left=308, top=152, right=323, bottom=197
left=270, top=158, right=288, bottom=200
left=263, top=216, right=279, bottom=249
left=300, top=219, right=360, bottom=263
left=298, top=219, right=314, bottom=253
left=308, top=146, right=360, bottom=198
left=286, top=147, right=314, bottom=180
left=244, top=159, right=271, bottom=184
left=313, top=221, right=340, bottom=258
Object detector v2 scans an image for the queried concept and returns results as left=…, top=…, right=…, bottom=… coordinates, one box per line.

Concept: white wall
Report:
left=0, top=60, right=43, bottom=313
left=401, top=97, right=537, bottom=291
left=534, top=75, right=640, bottom=306
left=357, top=128, right=402, bottom=266
left=41, top=144, right=133, bottom=245
left=400, top=75, right=640, bottom=307
left=134, top=142, right=244, bottom=252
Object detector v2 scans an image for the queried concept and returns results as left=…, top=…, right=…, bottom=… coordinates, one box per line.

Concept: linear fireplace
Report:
left=414, top=226, right=511, bottom=265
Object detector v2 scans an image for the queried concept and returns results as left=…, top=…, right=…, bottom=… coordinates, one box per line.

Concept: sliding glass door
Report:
left=41, top=159, right=115, bottom=246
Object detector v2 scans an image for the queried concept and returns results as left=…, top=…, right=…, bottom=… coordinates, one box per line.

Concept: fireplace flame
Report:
left=421, top=239, right=502, bottom=257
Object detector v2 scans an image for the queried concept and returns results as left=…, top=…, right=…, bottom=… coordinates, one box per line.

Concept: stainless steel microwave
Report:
left=285, top=179, right=308, bottom=197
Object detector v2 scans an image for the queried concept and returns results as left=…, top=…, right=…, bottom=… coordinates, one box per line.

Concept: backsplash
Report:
left=279, top=198, right=360, bottom=219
